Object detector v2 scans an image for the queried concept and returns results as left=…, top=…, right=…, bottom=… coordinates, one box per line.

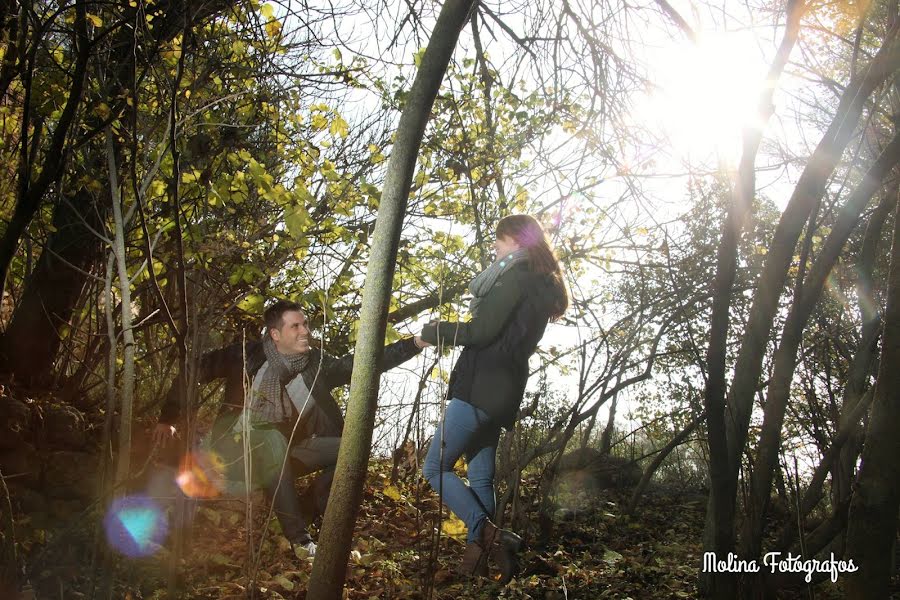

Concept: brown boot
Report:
left=459, top=541, right=489, bottom=577
left=479, top=519, right=523, bottom=584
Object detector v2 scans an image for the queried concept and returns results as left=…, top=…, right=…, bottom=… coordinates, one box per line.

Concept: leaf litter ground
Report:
left=17, top=458, right=850, bottom=599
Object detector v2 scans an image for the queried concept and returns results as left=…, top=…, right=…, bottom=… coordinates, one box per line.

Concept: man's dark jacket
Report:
left=421, top=262, right=558, bottom=429
left=159, top=337, right=422, bottom=440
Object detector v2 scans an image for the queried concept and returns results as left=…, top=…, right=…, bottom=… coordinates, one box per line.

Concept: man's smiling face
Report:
left=270, top=309, right=311, bottom=355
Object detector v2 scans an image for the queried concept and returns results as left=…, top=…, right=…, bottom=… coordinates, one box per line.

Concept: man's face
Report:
left=270, top=310, right=311, bottom=355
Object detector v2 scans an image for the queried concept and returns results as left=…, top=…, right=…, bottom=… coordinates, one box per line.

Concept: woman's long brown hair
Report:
left=496, top=214, right=569, bottom=321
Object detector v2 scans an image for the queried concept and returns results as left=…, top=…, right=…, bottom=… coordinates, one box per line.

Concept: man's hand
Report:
left=414, top=335, right=433, bottom=349
left=152, top=423, right=176, bottom=447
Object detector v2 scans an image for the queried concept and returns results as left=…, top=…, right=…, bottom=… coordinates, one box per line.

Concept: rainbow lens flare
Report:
left=104, top=495, right=167, bottom=557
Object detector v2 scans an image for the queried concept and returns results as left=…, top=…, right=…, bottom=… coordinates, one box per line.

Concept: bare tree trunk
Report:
left=774, top=387, right=874, bottom=551
left=844, top=197, right=900, bottom=598
left=723, top=24, right=900, bottom=495
left=700, top=4, right=806, bottom=596
left=306, top=2, right=476, bottom=597
left=832, top=190, right=896, bottom=512
left=106, top=129, right=137, bottom=487
left=599, top=385, right=619, bottom=454
left=738, top=131, right=900, bottom=571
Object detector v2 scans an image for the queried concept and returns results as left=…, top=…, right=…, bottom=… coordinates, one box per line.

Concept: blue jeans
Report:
left=423, top=398, right=501, bottom=543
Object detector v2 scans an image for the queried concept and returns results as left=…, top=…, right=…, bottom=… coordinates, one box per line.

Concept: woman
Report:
left=419, top=214, right=568, bottom=582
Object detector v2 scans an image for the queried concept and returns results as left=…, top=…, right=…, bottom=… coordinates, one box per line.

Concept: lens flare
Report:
left=176, top=449, right=226, bottom=499
left=825, top=271, right=851, bottom=310
left=104, top=495, right=167, bottom=557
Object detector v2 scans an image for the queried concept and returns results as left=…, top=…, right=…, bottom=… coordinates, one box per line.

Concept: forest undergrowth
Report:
left=9, top=454, right=858, bottom=600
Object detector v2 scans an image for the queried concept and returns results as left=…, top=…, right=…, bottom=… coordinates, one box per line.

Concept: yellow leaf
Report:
left=86, top=13, right=103, bottom=27
left=329, top=115, right=348, bottom=138
left=382, top=485, right=401, bottom=501
left=94, top=103, right=111, bottom=120
left=265, top=20, right=281, bottom=38
left=149, top=180, right=166, bottom=198
left=260, top=3, right=275, bottom=18
left=441, top=517, right=467, bottom=539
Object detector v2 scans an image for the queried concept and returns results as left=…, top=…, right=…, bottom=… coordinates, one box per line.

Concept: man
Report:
left=153, top=299, right=427, bottom=556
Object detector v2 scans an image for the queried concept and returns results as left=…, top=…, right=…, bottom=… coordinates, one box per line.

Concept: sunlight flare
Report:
left=635, top=31, right=768, bottom=165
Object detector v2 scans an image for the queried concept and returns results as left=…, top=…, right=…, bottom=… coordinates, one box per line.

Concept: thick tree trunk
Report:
left=832, top=190, right=895, bottom=512
left=723, top=26, right=900, bottom=494
left=0, top=0, right=237, bottom=385
left=700, top=4, right=806, bottom=596
left=844, top=197, right=900, bottom=598
left=738, top=131, right=900, bottom=570
left=306, top=2, right=475, bottom=597
left=701, top=27, right=900, bottom=598
left=0, top=190, right=106, bottom=386
left=0, top=0, right=90, bottom=295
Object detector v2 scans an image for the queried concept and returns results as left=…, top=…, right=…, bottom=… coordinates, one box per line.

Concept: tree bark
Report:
left=599, top=387, right=618, bottom=454
left=0, top=0, right=237, bottom=385
left=0, top=189, right=106, bottom=386
left=700, top=3, right=806, bottom=595
left=106, top=128, right=137, bottom=488
left=0, top=0, right=90, bottom=295
left=738, top=130, right=900, bottom=568
left=832, top=190, right=895, bottom=512
left=306, top=1, right=475, bottom=597
left=723, top=25, right=900, bottom=493
left=844, top=195, right=900, bottom=598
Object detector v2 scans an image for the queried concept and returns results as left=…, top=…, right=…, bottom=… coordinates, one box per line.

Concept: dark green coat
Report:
left=421, top=263, right=558, bottom=428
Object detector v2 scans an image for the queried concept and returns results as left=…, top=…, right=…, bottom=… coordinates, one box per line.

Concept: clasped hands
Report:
left=414, top=319, right=438, bottom=349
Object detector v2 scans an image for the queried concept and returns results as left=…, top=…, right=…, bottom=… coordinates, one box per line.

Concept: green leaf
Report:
left=603, top=549, right=623, bottom=565
left=284, top=204, right=312, bottom=239
left=237, top=294, right=265, bottom=314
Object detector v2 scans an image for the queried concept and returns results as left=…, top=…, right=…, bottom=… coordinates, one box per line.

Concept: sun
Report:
left=634, top=31, right=769, bottom=166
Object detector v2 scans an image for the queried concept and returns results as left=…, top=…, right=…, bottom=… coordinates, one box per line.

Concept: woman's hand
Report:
left=414, top=335, right=432, bottom=349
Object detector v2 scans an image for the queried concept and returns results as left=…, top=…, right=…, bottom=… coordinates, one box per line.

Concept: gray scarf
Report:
left=469, top=248, right=529, bottom=316
left=259, top=334, right=310, bottom=423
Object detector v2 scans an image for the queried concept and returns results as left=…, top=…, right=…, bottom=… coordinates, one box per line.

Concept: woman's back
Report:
left=447, top=264, right=560, bottom=428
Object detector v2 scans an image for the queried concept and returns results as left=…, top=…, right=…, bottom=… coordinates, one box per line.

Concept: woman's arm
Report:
left=421, top=268, right=526, bottom=347
left=320, top=336, right=424, bottom=389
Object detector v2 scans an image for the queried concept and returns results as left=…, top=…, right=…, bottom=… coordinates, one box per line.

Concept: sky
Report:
left=263, top=0, right=846, bottom=471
